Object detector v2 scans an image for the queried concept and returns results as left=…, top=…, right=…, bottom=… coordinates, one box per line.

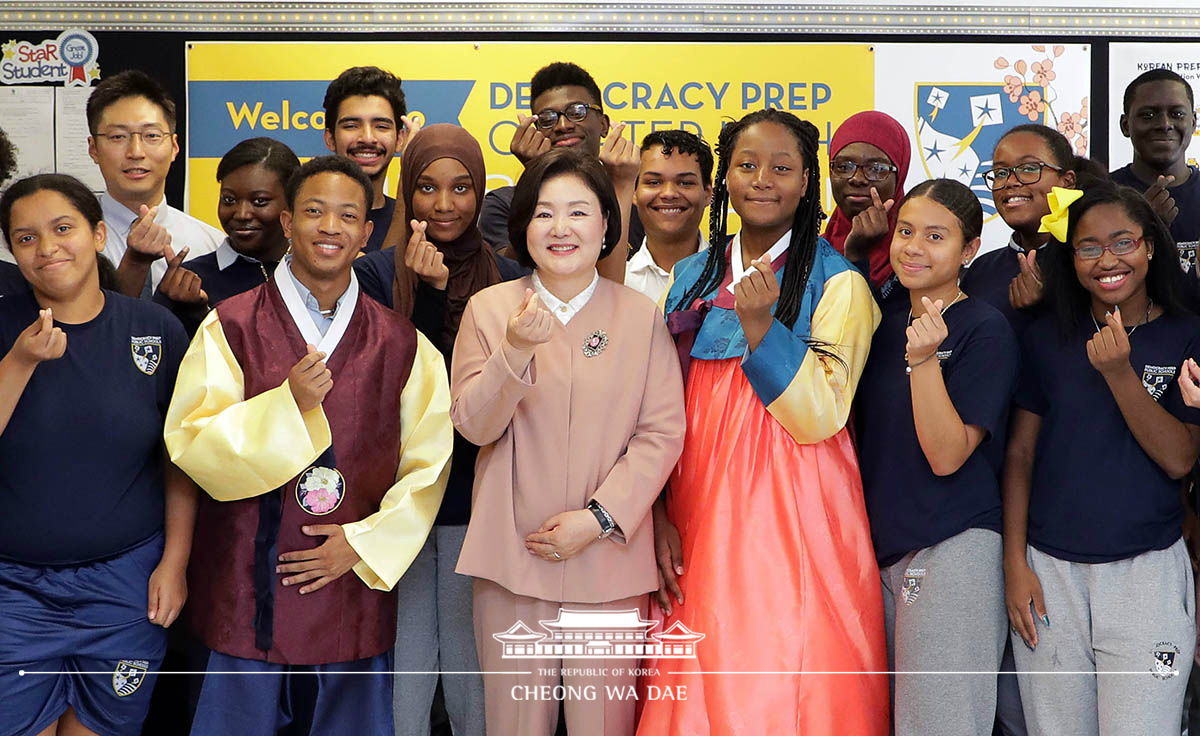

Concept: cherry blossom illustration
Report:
left=994, top=45, right=1087, bottom=154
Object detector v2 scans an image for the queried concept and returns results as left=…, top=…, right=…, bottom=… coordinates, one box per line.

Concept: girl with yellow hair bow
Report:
left=1003, top=175, right=1200, bottom=734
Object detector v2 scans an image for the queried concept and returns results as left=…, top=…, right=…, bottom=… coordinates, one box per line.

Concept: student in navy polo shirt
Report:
left=1111, top=69, right=1200, bottom=272
left=0, top=174, right=194, bottom=736
left=964, top=125, right=1079, bottom=334
left=154, top=137, right=301, bottom=335
left=858, top=179, right=1018, bottom=735
left=1005, top=177, right=1200, bottom=734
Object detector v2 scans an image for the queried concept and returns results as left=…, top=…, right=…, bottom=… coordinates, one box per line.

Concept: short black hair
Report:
left=0, top=127, right=15, bottom=187
left=217, top=137, right=301, bottom=185
left=508, top=148, right=622, bottom=269
left=1123, top=68, right=1195, bottom=114
left=1, top=173, right=103, bottom=245
left=284, top=155, right=374, bottom=212
left=640, top=130, right=714, bottom=185
left=323, top=66, right=407, bottom=132
left=1040, top=173, right=1191, bottom=335
left=86, top=70, right=176, bottom=134
left=530, top=62, right=602, bottom=109
left=995, top=124, right=1076, bottom=170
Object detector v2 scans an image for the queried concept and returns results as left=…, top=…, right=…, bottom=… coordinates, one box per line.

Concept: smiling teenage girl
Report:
left=154, top=137, right=300, bottom=334
left=0, top=174, right=194, bottom=736
left=857, top=179, right=1018, bottom=735
left=639, top=108, right=888, bottom=735
left=1005, top=178, right=1199, bottom=734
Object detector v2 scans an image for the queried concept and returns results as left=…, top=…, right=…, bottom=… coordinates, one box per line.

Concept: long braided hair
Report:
left=671, top=109, right=826, bottom=328
left=671, top=109, right=844, bottom=368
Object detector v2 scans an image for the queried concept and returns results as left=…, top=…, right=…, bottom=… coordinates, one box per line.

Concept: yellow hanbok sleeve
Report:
left=163, top=309, right=332, bottom=501
left=342, top=332, right=452, bottom=591
left=740, top=268, right=880, bottom=444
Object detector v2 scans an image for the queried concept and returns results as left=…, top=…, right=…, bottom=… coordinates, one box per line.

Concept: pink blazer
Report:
left=451, top=276, right=686, bottom=603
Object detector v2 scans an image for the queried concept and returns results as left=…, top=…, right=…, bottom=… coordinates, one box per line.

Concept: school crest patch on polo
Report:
left=1152, top=642, right=1181, bottom=680
left=130, top=335, right=162, bottom=375
left=112, top=659, right=149, bottom=696
left=1142, top=364, right=1176, bottom=401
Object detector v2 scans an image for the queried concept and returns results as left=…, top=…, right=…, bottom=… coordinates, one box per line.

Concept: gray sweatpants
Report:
left=881, top=527, right=1007, bottom=735
left=1011, top=539, right=1195, bottom=736
left=392, top=525, right=486, bottom=736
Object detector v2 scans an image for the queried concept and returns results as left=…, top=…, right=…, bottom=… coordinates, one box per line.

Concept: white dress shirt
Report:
left=624, top=234, right=710, bottom=305
left=531, top=270, right=600, bottom=325
left=99, top=193, right=224, bottom=293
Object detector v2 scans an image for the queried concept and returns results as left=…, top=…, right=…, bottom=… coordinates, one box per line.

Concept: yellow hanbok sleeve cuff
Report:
left=344, top=332, right=452, bottom=590
left=163, top=309, right=332, bottom=502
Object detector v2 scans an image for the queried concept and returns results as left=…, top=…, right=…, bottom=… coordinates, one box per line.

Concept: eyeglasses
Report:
left=533, top=103, right=603, bottom=130
left=1074, top=236, right=1144, bottom=260
left=981, top=162, right=1061, bottom=190
left=830, top=160, right=898, bottom=182
left=96, top=129, right=171, bottom=147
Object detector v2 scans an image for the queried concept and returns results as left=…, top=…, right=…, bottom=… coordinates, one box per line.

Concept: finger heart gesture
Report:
left=905, top=296, right=949, bottom=367
left=1086, top=307, right=1132, bottom=377
left=505, top=289, right=554, bottom=353
left=13, top=308, right=67, bottom=365
left=405, top=220, right=449, bottom=290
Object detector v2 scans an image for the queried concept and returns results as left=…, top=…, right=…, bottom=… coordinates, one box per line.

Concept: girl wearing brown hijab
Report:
left=359, top=123, right=526, bottom=736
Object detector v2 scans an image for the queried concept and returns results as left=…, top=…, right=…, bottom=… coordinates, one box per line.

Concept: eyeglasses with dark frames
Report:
left=829, top=160, right=898, bottom=183
left=981, top=162, right=1062, bottom=191
left=533, top=103, right=604, bottom=130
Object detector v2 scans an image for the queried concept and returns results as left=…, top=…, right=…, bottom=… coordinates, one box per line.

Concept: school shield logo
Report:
left=901, top=568, right=926, bottom=606
left=1152, top=642, right=1180, bottom=680
left=1142, top=364, right=1177, bottom=401
left=112, top=659, right=149, bottom=696
left=130, top=336, right=162, bottom=376
left=1177, top=240, right=1197, bottom=273
left=914, top=82, right=1046, bottom=220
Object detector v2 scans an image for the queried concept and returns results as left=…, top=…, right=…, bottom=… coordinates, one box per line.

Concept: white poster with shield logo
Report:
left=1108, top=43, right=1200, bottom=175
left=874, top=43, right=1091, bottom=254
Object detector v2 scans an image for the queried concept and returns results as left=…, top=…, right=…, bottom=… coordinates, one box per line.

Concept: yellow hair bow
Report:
left=1037, top=186, right=1084, bottom=242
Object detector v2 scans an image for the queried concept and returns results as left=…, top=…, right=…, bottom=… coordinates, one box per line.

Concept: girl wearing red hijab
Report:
left=824, top=111, right=911, bottom=298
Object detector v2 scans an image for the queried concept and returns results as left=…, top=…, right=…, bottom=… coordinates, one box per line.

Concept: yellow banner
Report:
left=186, top=41, right=873, bottom=229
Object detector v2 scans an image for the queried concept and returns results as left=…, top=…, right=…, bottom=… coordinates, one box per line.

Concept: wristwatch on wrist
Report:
left=587, top=499, right=617, bottom=540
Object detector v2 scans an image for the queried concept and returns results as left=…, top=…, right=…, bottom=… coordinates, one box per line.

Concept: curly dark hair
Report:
left=323, top=66, right=407, bottom=131
left=639, top=129, right=714, bottom=185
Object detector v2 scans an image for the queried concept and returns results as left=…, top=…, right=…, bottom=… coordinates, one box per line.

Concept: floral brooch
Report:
left=582, top=329, right=609, bottom=358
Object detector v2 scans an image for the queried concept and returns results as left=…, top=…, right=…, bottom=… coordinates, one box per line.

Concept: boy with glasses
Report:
left=480, top=61, right=641, bottom=282
left=86, top=70, right=223, bottom=297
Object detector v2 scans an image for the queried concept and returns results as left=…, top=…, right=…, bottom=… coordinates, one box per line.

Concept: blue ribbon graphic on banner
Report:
left=188, top=80, right=475, bottom=157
